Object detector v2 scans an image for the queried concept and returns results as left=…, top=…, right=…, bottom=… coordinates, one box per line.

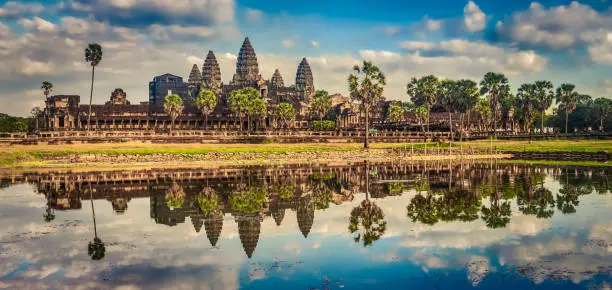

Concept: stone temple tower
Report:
left=187, top=64, right=202, bottom=87
left=202, top=50, right=222, bottom=95
left=231, top=37, right=261, bottom=86
left=270, top=69, right=284, bottom=89
left=295, top=57, right=314, bottom=102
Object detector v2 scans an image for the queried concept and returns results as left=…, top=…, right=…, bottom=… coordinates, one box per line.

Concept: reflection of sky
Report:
left=0, top=169, right=610, bottom=289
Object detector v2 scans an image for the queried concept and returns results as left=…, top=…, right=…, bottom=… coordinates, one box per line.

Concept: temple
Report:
left=40, top=37, right=326, bottom=131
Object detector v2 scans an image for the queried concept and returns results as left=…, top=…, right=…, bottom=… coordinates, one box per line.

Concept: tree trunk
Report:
left=460, top=113, right=464, bottom=142
left=448, top=111, right=453, bottom=144
left=601, top=118, right=604, bottom=132
left=565, top=110, right=569, bottom=134
left=204, top=113, right=208, bottom=131
left=171, top=118, right=175, bottom=134
left=247, top=115, right=251, bottom=132
left=320, top=116, right=323, bottom=131
left=493, top=106, right=497, bottom=138
left=540, top=110, right=545, bottom=133
left=364, top=106, right=370, bottom=149
left=87, top=66, right=95, bottom=131
left=89, top=183, right=97, bottom=239
left=426, top=104, right=430, bottom=135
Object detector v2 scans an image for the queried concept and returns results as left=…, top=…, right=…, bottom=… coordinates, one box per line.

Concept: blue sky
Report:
left=1, top=0, right=612, bottom=115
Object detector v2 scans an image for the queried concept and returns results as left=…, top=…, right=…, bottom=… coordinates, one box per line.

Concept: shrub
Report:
left=310, top=120, right=335, bottom=131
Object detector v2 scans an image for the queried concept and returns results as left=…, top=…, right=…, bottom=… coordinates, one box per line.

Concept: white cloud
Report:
left=18, top=17, right=57, bottom=33
left=464, top=1, right=486, bottom=32
left=383, top=26, right=400, bottom=37
left=426, top=19, right=442, bottom=31
left=245, top=8, right=263, bottom=23
left=282, top=39, right=295, bottom=49
left=400, top=41, right=436, bottom=51
left=310, top=41, right=319, bottom=48
left=0, top=1, right=44, bottom=18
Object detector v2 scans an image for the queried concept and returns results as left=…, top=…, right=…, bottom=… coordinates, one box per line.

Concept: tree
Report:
left=41, top=81, right=53, bottom=99
left=405, top=103, right=428, bottom=132
left=438, top=79, right=457, bottom=139
left=241, top=88, right=260, bottom=132
left=310, top=90, right=332, bottom=129
left=348, top=61, right=386, bottom=149
left=533, top=81, right=554, bottom=133
left=386, top=104, right=404, bottom=123
left=248, top=97, right=267, bottom=131
left=85, top=43, right=103, bottom=131
left=163, top=94, right=184, bottom=133
left=274, top=102, right=296, bottom=129
left=555, top=83, right=586, bottom=134
left=348, top=161, right=386, bottom=247
left=407, top=75, right=439, bottom=134
left=31, top=107, right=42, bottom=130
left=228, top=89, right=248, bottom=131
left=453, top=79, right=479, bottom=139
left=87, top=183, right=105, bottom=260
left=593, top=97, right=612, bottom=132
left=194, top=90, right=217, bottom=131
left=515, top=83, right=537, bottom=133
left=480, top=72, right=511, bottom=137
left=476, top=98, right=492, bottom=131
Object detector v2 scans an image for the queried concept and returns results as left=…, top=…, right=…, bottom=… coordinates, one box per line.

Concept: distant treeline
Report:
left=0, top=113, right=35, bottom=133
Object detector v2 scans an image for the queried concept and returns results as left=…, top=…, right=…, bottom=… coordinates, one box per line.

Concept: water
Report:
left=0, top=161, right=610, bottom=289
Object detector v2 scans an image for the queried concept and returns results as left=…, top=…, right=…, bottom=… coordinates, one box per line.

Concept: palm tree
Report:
left=85, top=43, right=103, bottom=131
left=453, top=79, right=479, bottom=140
left=248, top=97, right=267, bottom=131
left=348, top=61, right=386, bottom=149
left=515, top=83, right=537, bottom=133
left=438, top=79, right=456, bottom=140
left=194, top=90, right=217, bottom=131
left=386, top=104, right=404, bottom=123
left=228, top=88, right=258, bottom=131
left=407, top=75, right=439, bottom=135
left=163, top=94, right=184, bottom=133
left=348, top=162, right=386, bottom=247
left=479, top=72, right=510, bottom=137
left=41, top=81, right=53, bottom=99
left=242, top=88, right=260, bottom=132
left=310, top=90, right=332, bottom=130
left=593, top=97, right=612, bottom=132
left=533, top=81, right=554, bottom=133
left=476, top=98, right=492, bottom=132
left=555, top=84, right=583, bottom=134
left=273, top=102, right=296, bottom=129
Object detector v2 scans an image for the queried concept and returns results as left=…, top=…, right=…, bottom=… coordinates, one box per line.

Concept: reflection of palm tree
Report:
left=87, top=183, right=105, bottom=260
left=348, top=161, right=387, bottom=247
left=518, top=187, right=555, bottom=219
left=406, top=194, right=439, bottom=225
left=43, top=207, right=55, bottom=222
left=480, top=196, right=511, bottom=229
left=556, top=168, right=580, bottom=215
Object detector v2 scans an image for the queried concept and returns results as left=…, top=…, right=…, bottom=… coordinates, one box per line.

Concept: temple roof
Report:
left=233, top=37, right=260, bottom=84
left=204, top=216, right=223, bottom=247
left=270, top=69, right=284, bottom=88
left=188, top=64, right=202, bottom=85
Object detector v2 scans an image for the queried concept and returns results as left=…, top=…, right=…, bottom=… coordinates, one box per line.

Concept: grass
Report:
left=0, top=139, right=609, bottom=168
left=498, top=159, right=610, bottom=167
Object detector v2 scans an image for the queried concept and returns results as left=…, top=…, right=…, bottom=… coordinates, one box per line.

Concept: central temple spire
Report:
left=232, top=37, right=260, bottom=86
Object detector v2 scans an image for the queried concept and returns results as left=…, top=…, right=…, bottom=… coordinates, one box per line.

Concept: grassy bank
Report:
left=0, top=139, right=609, bottom=168
left=498, top=159, right=611, bottom=167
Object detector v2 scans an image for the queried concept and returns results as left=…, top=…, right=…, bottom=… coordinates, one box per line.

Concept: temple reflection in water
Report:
left=1, top=161, right=609, bottom=259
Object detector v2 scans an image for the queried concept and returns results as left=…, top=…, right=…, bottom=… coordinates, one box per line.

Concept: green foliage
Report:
left=310, top=90, right=332, bottom=121
left=310, top=120, right=335, bottom=131
left=0, top=113, right=34, bottom=133
left=480, top=72, right=511, bottom=131
left=165, top=182, right=185, bottom=209
left=386, top=104, right=404, bottom=122
left=274, top=103, right=296, bottom=128
left=163, top=94, right=184, bottom=122
left=407, top=75, right=439, bottom=109
left=384, top=183, right=405, bottom=194
left=194, top=90, right=217, bottom=116
left=88, top=237, right=106, bottom=260
left=248, top=97, right=267, bottom=120
left=349, top=200, right=387, bottom=247
left=309, top=172, right=335, bottom=181
left=274, top=184, right=296, bottom=200
left=476, top=98, right=492, bottom=125
left=230, top=186, right=267, bottom=214
left=515, top=83, right=538, bottom=131
left=41, top=81, right=53, bottom=98
left=85, top=43, right=103, bottom=67
left=197, top=192, right=220, bottom=215
left=404, top=102, right=428, bottom=127
left=453, top=79, right=480, bottom=114
left=312, top=187, right=333, bottom=210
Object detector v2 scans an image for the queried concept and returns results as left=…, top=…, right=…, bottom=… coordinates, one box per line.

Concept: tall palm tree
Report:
left=310, top=89, right=332, bottom=130
left=348, top=61, right=386, bottom=149
left=533, top=81, right=554, bottom=133
left=516, top=83, right=537, bottom=133
left=273, top=102, right=296, bottom=129
left=438, top=79, right=456, bottom=141
left=163, top=94, right=184, bottom=133
left=348, top=162, right=386, bottom=247
left=41, top=81, right=53, bottom=99
left=453, top=79, right=479, bottom=140
left=407, top=75, right=439, bottom=135
left=593, top=97, right=612, bottom=132
left=85, top=43, right=103, bottom=131
left=194, top=90, right=217, bottom=131
left=480, top=72, right=511, bottom=137
left=555, top=84, right=582, bottom=134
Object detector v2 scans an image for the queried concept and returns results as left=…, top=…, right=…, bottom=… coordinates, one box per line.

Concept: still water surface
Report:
left=0, top=161, right=610, bottom=289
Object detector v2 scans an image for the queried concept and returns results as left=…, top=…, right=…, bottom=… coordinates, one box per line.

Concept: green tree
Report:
left=242, top=87, right=261, bottom=132
left=438, top=79, right=457, bottom=139
left=405, top=103, right=428, bottom=132
left=274, top=102, right=296, bottom=129
left=248, top=97, right=267, bottom=131
left=165, top=182, right=186, bottom=209
left=406, top=194, right=440, bottom=225
left=407, top=75, right=439, bottom=134
left=453, top=79, right=479, bottom=139
left=31, top=107, right=42, bottom=130
left=533, top=81, right=554, bottom=133
left=228, top=89, right=249, bottom=131
left=163, top=94, right=184, bottom=133
left=476, top=98, right=492, bottom=131
left=555, top=84, right=586, bottom=134
left=515, top=83, right=537, bottom=133
left=348, top=199, right=386, bottom=247
left=310, top=90, right=332, bottom=128
left=41, top=81, right=53, bottom=99
left=348, top=61, right=386, bottom=149
left=593, top=97, right=612, bottom=132
left=85, top=43, right=103, bottom=131
left=386, top=104, right=404, bottom=123
left=194, top=90, right=217, bottom=131
left=480, top=72, right=511, bottom=136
